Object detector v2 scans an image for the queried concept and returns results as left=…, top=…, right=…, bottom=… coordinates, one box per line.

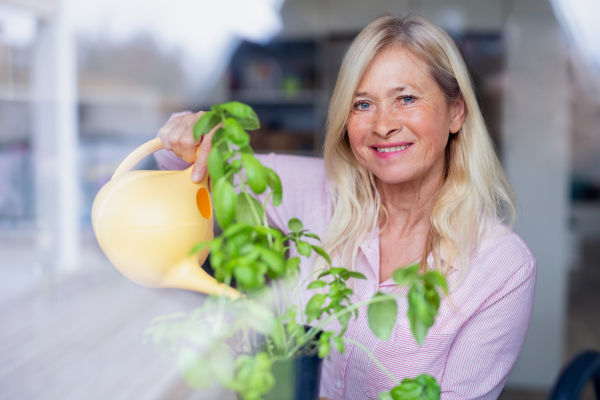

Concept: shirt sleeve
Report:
left=440, top=260, right=537, bottom=400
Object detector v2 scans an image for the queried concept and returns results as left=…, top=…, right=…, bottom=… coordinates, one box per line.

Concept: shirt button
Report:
left=336, top=380, right=342, bottom=389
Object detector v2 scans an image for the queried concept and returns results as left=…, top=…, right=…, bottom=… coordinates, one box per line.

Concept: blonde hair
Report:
left=321, top=14, right=515, bottom=281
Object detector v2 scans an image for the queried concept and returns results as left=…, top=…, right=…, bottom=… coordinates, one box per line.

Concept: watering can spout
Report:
left=92, top=138, right=240, bottom=300
left=162, top=256, right=240, bottom=299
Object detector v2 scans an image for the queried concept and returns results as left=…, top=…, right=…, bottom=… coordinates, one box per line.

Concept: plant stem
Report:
left=271, top=282, right=288, bottom=354
left=286, top=294, right=399, bottom=357
left=342, top=337, right=399, bottom=385
left=261, top=193, right=274, bottom=246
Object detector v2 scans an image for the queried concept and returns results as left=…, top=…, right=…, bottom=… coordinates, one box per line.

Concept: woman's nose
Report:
left=373, top=106, right=402, bottom=137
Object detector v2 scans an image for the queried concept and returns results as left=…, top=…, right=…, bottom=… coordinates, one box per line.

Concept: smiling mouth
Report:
left=375, top=144, right=412, bottom=153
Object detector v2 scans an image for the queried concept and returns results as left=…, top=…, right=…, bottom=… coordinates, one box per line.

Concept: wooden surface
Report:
left=0, top=229, right=235, bottom=400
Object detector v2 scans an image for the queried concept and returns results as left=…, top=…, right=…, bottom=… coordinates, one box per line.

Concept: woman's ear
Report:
left=449, top=95, right=467, bottom=134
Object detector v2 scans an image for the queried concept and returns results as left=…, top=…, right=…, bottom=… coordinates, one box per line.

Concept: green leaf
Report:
left=223, top=223, right=252, bottom=238
left=259, top=248, right=285, bottom=277
left=328, top=284, right=340, bottom=297
left=286, top=256, right=300, bottom=272
left=223, top=117, right=250, bottom=147
left=207, top=148, right=225, bottom=181
left=265, top=167, right=282, bottom=206
left=297, top=241, right=312, bottom=257
left=193, top=111, right=220, bottom=140
left=329, top=267, right=346, bottom=275
left=288, top=218, right=303, bottom=232
left=213, top=101, right=260, bottom=130
left=346, top=271, right=367, bottom=280
left=304, top=232, right=321, bottom=241
left=240, top=153, right=267, bottom=194
left=307, top=280, right=327, bottom=289
left=234, top=265, right=258, bottom=288
left=337, top=308, right=351, bottom=329
left=236, top=193, right=264, bottom=226
left=233, top=353, right=274, bottom=399
left=318, top=340, right=330, bottom=358
left=419, top=375, right=441, bottom=400
left=378, top=392, right=395, bottom=400
left=212, top=178, right=237, bottom=228
left=317, top=270, right=331, bottom=279
left=311, top=245, right=331, bottom=265
left=189, top=241, right=210, bottom=255
left=393, top=264, right=420, bottom=286
left=390, top=381, right=424, bottom=400
left=411, top=287, right=436, bottom=322
left=408, top=292, right=431, bottom=344
left=212, top=127, right=226, bottom=147
left=338, top=269, right=352, bottom=280
left=333, top=337, right=345, bottom=354
left=240, top=145, right=253, bottom=154
left=230, top=159, right=242, bottom=172
left=425, top=287, right=440, bottom=313
left=367, top=292, right=398, bottom=341
left=210, top=250, right=224, bottom=269
left=305, top=294, right=326, bottom=321
left=423, top=271, right=448, bottom=295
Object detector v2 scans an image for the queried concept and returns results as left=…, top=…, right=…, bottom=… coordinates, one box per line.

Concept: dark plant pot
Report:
left=237, top=327, right=324, bottom=400
left=263, top=346, right=324, bottom=400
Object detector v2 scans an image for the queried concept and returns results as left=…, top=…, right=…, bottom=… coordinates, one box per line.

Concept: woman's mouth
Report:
left=371, top=143, right=413, bottom=158
left=375, top=144, right=411, bottom=153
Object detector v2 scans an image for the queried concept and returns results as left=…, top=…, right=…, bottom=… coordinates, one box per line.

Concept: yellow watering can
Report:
left=92, top=138, right=240, bottom=299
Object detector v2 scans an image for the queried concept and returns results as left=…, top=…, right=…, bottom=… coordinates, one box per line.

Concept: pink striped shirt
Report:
left=154, top=132, right=536, bottom=400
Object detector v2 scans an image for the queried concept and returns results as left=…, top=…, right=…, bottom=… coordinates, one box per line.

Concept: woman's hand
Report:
left=157, top=111, right=216, bottom=183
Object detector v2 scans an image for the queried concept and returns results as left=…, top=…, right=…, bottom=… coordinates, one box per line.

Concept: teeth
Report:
left=377, top=144, right=410, bottom=153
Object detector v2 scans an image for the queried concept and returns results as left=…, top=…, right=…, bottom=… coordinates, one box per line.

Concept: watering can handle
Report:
left=112, top=138, right=165, bottom=180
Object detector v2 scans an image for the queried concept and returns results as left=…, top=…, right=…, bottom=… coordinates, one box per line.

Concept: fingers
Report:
left=157, top=111, right=204, bottom=162
left=191, top=126, right=216, bottom=183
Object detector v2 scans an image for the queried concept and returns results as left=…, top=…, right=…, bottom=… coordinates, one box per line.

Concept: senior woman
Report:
left=155, top=14, right=536, bottom=400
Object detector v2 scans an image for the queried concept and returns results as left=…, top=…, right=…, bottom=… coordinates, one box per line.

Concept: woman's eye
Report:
left=401, top=95, right=415, bottom=104
left=354, top=102, right=370, bottom=111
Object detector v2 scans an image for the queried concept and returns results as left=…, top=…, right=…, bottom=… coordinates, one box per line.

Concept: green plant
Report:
left=144, top=101, right=449, bottom=400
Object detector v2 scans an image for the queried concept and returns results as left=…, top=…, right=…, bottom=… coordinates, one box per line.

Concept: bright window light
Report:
left=66, top=0, right=285, bottom=92
left=551, top=0, right=600, bottom=68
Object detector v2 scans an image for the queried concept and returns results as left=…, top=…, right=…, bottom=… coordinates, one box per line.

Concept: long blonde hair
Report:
left=321, top=14, right=515, bottom=281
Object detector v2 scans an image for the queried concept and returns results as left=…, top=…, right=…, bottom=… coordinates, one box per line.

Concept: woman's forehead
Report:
left=355, top=46, right=432, bottom=95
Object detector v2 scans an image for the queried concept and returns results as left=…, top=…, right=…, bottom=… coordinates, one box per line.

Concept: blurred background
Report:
left=0, top=0, right=599, bottom=399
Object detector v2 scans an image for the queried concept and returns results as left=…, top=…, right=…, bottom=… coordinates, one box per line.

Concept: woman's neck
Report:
left=377, top=171, right=443, bottom=237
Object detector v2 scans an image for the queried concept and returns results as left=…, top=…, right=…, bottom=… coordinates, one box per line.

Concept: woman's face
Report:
left=347, top=46, right=466, bottom=188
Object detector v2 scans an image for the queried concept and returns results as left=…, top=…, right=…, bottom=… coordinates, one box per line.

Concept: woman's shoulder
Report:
left=481, top=223, right=535, bottom=264
left=471, top=222, right=536, bottom=285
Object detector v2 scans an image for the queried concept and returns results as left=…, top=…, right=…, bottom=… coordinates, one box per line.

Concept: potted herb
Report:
left=144, top=102, right=448, bottom=400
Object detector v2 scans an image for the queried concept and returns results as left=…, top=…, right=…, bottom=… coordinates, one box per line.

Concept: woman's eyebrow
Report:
left=387, top=85, right=411, bottom=95
left=354, top=85, right=413, bottom=97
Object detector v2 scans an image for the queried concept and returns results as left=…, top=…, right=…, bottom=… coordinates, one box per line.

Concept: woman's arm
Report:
left=440, top=260, right=536, bottom=400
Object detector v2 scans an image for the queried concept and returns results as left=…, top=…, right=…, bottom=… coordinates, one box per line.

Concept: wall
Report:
left=501, top=0, right=571, bottom=388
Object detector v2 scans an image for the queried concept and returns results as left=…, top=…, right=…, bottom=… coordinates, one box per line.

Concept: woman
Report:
left=155, top=14, right=536, bottom=400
